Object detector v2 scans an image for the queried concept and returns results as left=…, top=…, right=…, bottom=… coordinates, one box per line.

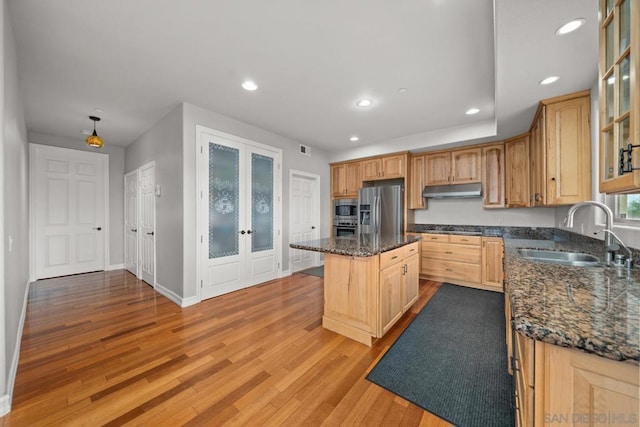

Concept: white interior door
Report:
left=199, top=129, right=281, bottom=300
left=31, top=144, right=107, bottom=280
left=290, top=171, right=320, bottom=273
left=124, top=171, right=138, bottom=276
left=139, top=163, right=155, bottom=285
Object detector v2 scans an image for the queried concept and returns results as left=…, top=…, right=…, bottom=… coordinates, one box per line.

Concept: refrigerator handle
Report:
left=376, top=195, right=381, bottom=232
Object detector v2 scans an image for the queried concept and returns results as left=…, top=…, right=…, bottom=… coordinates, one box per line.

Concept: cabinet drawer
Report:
left=403, top=242, right=420, bottom=258
left=421, top=243, right=481, bottom=264
left=449, top=235, right=481, bottom=245
left=421, top=259, right=481, bottom=282
left=380, top=247, right=403, bottom=270
left=421, top=233, right=449, bottom=243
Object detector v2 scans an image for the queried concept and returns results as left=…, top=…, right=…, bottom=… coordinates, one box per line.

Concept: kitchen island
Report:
left=291, top=233, right=421, bottom=346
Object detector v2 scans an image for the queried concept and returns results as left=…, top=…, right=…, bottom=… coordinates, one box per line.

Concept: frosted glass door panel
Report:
left=251, top=153, right=273, bottom=253
left=209, top=143, right=240, bottom=259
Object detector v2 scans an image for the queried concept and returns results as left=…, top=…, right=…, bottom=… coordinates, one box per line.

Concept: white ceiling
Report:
left=8, top=0, right=598, bottom=156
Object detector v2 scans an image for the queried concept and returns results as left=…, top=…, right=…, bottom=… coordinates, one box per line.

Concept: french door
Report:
left=30, top=144, right=108, bottom=280
left=197, top=127, right=282, bottom=300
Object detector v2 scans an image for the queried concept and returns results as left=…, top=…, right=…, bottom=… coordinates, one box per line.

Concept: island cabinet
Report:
left=529, top=91, right=592, bottom=206
left=598, top=0, right=640, bottom=194
left=361, top=153, right=407, bottom=181
left=331, top=161, right=361, bottom=198
left=323, top=241, right=419, bottom=346
left=509, top=331, right=639, bottom=427
left=425, top=147, right=482, bottom=186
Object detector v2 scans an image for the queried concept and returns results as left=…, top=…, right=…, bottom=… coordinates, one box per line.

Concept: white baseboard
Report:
left=4, top=280, right=31, bottom=415
left=280, top=269, right=291, bottom=278
left=107, top=263, right=124, bottom=271
left=0, top=394, right=10, bottom=417
left=154, top=282, right=199, bottom=307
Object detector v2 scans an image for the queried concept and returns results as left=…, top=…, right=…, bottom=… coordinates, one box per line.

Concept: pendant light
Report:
left=85, top=116, right=104, bottom=148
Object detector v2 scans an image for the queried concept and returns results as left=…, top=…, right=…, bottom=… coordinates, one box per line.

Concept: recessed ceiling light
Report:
left=350, top=136, right=359, bottom=142
left=556, top=19, right=585, bottom=35
left=539, top=76, right=559, bottom=85
left=356, top=98, right=373, bottom=107
left=465, top=108, right=480, bottom=115
left=397, top=88, right=408, bottom=93
left=241, top=80, right=258, bottom=91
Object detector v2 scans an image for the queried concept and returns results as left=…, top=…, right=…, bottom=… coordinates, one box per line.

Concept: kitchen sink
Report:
left=517, top=249, right=601, bottom=267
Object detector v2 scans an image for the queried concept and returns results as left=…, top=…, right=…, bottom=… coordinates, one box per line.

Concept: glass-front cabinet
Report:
left=599, top=0, right=640, bottom=193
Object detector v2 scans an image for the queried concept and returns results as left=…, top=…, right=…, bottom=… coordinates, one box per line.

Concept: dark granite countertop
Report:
left=290, top=233, right=421, bottom=257
left=409, top=224, right=639, bottom=362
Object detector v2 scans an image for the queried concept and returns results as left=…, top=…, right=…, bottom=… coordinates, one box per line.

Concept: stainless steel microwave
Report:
left=333, top=199, right=357, bottom=221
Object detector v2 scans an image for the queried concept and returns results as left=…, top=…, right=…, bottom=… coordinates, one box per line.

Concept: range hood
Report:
left=422, top=182, right=482, bottom=199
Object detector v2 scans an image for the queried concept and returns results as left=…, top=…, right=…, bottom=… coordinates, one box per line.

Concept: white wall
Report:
left=28, top=132, right=125, bottom=268
left=125, top=104, right=183, bottom=296
left=412, top=199, right=556, bottom=227
left=3, top=0, right=29, bottom=411
left=182, top=102, right=331, bottom=299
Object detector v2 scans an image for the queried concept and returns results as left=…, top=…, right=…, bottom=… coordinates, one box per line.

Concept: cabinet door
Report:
left=530, top=112, right=546, bottom=206
left=331, top=164, right=347, bottom=197
left=379, top=263, right=404, bottom=336
left=482, top=144, right=505, bottom=208
left=344, top=162, right=361, bottom=197
left=409, top=155, right=427, bottom=209
left=425, top=152, right=451, bottom=185
left=505, top=135, right=531, bottom=208
left=482, top=237, right=504, bottom=288
left=381, top=154, right=405, bottom=178
left=361, top=158, right=382, bottom=181
left=452, top=147, right=482, bottom=183
left=546, top=96, right=591, bottom=205
left=402, top=254, right=420, bottom=312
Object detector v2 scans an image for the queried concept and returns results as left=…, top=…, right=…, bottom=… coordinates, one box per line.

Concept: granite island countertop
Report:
left=290, top=233, right=421, bottom=257
left=408, top=224, right=639, bottom=363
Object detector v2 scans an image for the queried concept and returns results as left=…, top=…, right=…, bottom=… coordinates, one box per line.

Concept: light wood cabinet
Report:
left=599, top=0, right=640, bottom=193
left=408, top=154, right=427, bottom=209
left=482, top=143, right=505, bottom=208
left=419, top=233, right=503, bottom=292
left=481, top=237, right=503, bottom=290
left=331, top=161, right=361, bottom=198
left=322, top=242, right=420, bottom=346
left=362, top=154, right=406, bottom=181
left=505, top=134, right=530, bottom=208
left=529, top=91, right=592, bottom=206
left=425, top=148, right=482, bottom=186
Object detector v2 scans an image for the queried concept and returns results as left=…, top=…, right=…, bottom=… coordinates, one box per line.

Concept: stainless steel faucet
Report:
left=564, top=201, right=614, bottom=264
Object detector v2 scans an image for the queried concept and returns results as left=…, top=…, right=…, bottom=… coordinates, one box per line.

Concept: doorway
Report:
left=29, top=144, right=109, bottom=280
left=289, top=170, right=321, bottom=273
left=196, top=126, right=282, bottom=300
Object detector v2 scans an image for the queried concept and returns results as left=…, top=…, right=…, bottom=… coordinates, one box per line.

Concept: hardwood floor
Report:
left=3, top=270, right=451, bottom=426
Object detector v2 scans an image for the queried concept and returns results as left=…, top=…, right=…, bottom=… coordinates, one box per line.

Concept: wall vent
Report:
left=299, top=144, right=311, bottom=156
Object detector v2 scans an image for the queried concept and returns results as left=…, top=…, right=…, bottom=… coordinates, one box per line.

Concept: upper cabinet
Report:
left=599, top=0, right=640, bottom=193
left=331, top=161, right=361, bottom=198
left=529, top=91, right=592, bottom=206
left=408, top=154, right=427, bottom=209
left=425, top=147, right=482, bottom=186
left=504, top=134, right=530, bottom=208
left=362, top=154, right=407, bottom=181
left=482, top=143, right=505, bottom=208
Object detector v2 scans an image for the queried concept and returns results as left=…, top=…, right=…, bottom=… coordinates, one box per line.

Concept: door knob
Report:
left=239, top=230, right=246, bottom=235
left=247, top=230, right=253, bottom=234
left=93, top=227, right=102, bottom=231
left=147, top=231, right=154, bottom=236
left=311, top=226, right=316, bottom=230
left=131, top=228, right=137, bottom=232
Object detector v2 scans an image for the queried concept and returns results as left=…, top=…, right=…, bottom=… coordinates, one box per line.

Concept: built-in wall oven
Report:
left=333, top=199, right=358, bottom=237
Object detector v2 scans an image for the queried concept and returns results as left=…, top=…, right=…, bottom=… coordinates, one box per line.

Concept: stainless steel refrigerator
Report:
left=358, top=185, right=404, bottom=235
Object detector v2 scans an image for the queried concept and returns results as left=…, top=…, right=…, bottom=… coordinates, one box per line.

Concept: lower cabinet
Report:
left=323, top=242, right=420, bottom=346
left=419, top=233, right=503, bottom=292
left=506, top=291, right=639, bottom=427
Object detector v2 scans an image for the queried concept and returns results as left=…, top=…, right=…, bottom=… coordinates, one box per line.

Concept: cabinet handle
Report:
left=391, top=255, right=398, bottom=260
left=430, top=237, right=438, bottom=240
left=445, top=268, right=453, bottom=272
left=550, top=177, right=556, bottom=181
left=445, top=251, right=453, bottom=254
left=461, top=239, right=468, bottom=242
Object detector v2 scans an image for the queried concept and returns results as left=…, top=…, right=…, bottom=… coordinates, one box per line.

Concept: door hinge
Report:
left=278, top=262, right=280, bottom=268
left=201, top=280, right=203, bottom=287
left=201, top=235, right=203, bottom=243
left=201, top=146, right=203, bottom=154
